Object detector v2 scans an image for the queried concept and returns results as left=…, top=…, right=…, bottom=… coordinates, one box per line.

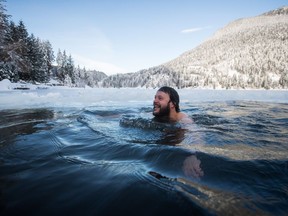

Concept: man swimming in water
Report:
left=153, top=86, right=192, bottom=123
left=153, top=86, right=204, bottom=179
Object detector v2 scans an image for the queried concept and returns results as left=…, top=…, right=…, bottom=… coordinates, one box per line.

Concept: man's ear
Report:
left=169, top=101, right=175, bottom=109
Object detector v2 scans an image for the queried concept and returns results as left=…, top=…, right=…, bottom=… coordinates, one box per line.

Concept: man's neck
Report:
left=168, top=110, right=180, bottom=122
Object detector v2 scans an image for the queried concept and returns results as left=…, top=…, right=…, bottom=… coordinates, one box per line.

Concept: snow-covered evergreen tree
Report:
left=0, top=0, right=13, bottom=81
left=26, top=34, right=47, bottom=82
left=0, top=0, right=9, bottom=45
left=56, top=49, right=66, bottom=82
left=41, top=40, right=54, bottom=80
left=65, top=54, right=75, bottom=85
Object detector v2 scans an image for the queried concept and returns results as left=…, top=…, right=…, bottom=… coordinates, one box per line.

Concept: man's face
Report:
left=153, top=91, right=171, bottom=117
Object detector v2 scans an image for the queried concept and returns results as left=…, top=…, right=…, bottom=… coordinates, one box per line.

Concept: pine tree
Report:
left=0, top=0, right=9, bottom=45
left=10, top=20, right=30, bottom=80
left=26, top=34, right=47, bottom=82
left=56, top=49, right=64, bottom=82
left=66, top=54, right=75, bottom=84
left=279, top=72, right=288, bottom=88
left=0, top=0, right=12, bottom=81
left=41, top=40, right=54, bottom=81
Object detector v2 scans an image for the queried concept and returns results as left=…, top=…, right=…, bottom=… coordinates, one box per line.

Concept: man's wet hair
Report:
left=158, top=86, right=180, bottom=112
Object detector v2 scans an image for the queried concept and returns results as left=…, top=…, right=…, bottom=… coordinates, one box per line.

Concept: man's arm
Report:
left=182, top=154, right=204, bottom=179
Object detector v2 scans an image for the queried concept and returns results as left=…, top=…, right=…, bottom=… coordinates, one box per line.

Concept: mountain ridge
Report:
left=100, top=6, right=288, bottom=89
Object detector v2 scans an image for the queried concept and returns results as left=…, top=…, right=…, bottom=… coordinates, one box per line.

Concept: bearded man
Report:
left=152, top=86, right=204, bottom=179
left=153, top=86, right=193, bottom=123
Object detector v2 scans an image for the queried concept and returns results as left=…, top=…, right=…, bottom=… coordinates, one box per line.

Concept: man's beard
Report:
left=153, top=103, right=170, bottom=117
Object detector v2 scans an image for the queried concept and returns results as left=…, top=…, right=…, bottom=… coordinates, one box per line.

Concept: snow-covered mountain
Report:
left=100, top=6, right=288, bottom=89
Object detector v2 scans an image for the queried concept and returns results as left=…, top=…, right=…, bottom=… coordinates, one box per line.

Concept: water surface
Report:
left=0, top=89, right=288, bottom=215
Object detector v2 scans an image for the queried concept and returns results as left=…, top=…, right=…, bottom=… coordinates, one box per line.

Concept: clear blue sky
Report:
left=5, top=0, right=287, bottom=75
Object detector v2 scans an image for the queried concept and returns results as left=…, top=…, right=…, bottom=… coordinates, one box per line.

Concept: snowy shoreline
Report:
left=1, top=79, right=288, bottom=91
left=1, top=79, right=288, bottom=110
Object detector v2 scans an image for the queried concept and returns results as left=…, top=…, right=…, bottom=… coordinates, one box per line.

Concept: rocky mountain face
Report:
left=100, top=6, right=288, bottom=89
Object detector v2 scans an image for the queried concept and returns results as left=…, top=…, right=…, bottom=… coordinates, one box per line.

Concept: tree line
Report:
left=0, top=0, right=106, bottom=87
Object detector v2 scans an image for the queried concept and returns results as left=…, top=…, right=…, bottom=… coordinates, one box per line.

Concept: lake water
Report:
left=0, top=88, right=288, bottom=215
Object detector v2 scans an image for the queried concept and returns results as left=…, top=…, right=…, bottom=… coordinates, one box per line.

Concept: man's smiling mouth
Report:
left=153, top=104, right=160, bottom=111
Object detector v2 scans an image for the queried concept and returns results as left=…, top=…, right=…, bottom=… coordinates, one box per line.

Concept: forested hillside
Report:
left=101, top=6, right=288, bottom=89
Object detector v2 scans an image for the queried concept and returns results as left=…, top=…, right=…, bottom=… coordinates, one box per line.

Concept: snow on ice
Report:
left=0, top=79, right=287, bottom=110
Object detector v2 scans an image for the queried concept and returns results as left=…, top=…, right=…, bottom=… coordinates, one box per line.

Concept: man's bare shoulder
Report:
left=178, top=112, right=193, bottom=124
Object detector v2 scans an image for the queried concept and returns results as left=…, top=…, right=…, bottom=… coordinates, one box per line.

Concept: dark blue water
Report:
left=0, top=101, right=288, bottom=216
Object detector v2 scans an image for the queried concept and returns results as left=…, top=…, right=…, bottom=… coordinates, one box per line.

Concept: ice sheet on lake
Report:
left=0, top=79, right=287, bottom=109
